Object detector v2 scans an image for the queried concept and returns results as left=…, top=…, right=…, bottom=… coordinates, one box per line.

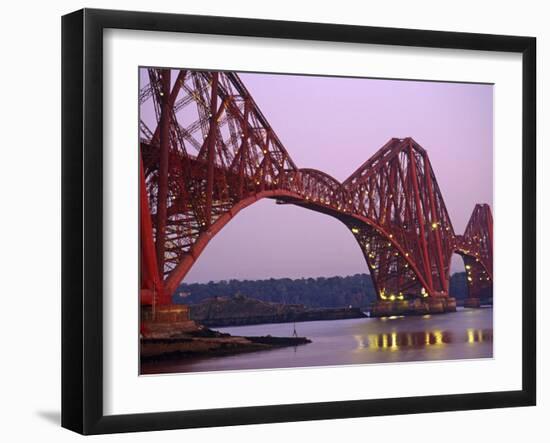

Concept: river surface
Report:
left=141, top=307, right=493, bottom=375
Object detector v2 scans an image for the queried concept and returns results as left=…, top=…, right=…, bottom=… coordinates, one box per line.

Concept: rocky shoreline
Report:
left=140, top=323, right=311, bottom=362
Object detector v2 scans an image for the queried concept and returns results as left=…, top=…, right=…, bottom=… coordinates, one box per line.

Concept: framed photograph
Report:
left=62, top=8, right=536, bottom=435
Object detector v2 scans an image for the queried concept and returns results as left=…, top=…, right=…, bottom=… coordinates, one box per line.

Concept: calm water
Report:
left=141, top=307, right=493, bottom=374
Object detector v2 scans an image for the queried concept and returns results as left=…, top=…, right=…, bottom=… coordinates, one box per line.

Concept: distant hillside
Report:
left=176, top=274, right=376, bottom=308
left=175, top=272, right=469, bottom=308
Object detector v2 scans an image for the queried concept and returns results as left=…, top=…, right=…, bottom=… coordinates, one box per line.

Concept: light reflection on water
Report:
left=355, top=328, right=492, bottom=352
left=141, top=307, right=493, bottom=375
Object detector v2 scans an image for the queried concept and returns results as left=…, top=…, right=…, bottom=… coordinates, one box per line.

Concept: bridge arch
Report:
left=161, top=182, right=431, bottom=300
left=163, top=189, right=301, bottom=295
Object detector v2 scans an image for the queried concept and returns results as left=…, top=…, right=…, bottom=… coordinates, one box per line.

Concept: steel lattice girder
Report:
left=454, top=204, right=493, bottom=299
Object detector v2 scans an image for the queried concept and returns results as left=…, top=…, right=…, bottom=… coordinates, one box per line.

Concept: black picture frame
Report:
left=61, top=8, right=536, bottom=435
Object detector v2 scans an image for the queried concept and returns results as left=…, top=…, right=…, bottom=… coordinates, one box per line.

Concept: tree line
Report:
left=175, top=272, right=469, bottom=308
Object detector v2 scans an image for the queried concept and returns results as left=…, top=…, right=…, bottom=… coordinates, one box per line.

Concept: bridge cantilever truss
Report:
left=139, top=68, right=493, bottom=306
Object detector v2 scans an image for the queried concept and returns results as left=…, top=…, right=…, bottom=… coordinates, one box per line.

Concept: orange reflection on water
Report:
left=364, top=330, right=452, bottom=351
left=360, top=328, right=492, bottom=351
left=466, top=328, right=493, bottom=344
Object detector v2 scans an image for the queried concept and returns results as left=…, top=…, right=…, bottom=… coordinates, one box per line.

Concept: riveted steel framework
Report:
left=139, top=68, right=493, bottom=306
left=454, top=204, right=494, bottom=299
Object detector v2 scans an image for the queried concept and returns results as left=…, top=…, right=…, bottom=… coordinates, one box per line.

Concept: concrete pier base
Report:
left=370, top=297, right=457, bottom=317
left=141, top=304, right=197, bottom=338
left=463, top=298, right=481, bottom=308
left=141, top=304, right=191, bottom=323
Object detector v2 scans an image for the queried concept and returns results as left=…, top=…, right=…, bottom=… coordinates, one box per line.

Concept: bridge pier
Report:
left=140, top=304, right=197, bottom=338
left=370, top=297, right=457, bottom=317
left=463, top=297, right=481, bottom=308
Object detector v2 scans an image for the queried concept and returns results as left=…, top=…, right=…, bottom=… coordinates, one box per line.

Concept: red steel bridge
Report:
left=139, top=68, right=493, bottom=314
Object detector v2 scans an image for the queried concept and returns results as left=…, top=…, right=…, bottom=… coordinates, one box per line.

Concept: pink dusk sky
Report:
left=142, top=70, right=493, bottom=284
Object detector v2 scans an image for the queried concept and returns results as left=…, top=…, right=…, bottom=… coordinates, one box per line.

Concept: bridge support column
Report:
left=464, top=298, right=481, bottom=308
left=370, top=297, right=456, bottom=317
left=140, top=304, right=196, bottom=338
left=444, top=297, right=457, bottom=311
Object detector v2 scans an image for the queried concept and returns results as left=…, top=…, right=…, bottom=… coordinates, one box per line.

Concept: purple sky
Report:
left=143, top=70, right=493, bottom=283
